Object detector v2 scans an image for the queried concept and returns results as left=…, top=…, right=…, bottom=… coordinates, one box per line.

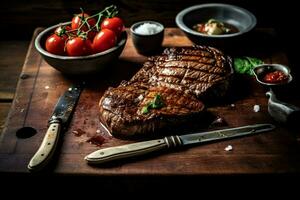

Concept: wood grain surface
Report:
left=0, top=27, right=300, bottom=175
left=0, top=41, right=29, bottom=134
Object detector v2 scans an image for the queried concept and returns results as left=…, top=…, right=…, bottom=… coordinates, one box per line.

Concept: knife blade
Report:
left=85, top=123, right=275, bottom=164
left=28, top=84, right=82, bottom=171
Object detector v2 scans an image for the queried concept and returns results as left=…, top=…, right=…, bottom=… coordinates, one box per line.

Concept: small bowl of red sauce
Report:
left=252, top=64, right=293, bottom=86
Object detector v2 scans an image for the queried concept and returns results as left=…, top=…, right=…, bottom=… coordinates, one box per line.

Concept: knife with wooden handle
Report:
left=85, top=124, right=275, bottom=164
left=28, top=85, right=82, bottom=171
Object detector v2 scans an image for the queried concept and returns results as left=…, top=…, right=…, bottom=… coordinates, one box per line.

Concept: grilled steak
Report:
left=128, top=46, right=233, bottom=99
left=100, top=85, right=204, bottom=137
left=99, top=46, right=233, bottom=138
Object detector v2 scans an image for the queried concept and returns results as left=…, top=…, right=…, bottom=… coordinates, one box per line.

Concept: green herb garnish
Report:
left=141, top=94, right=165, bottom=114
left=234, top=57, right=264, bottom=76
left=141, top=106, right=149, bottom=114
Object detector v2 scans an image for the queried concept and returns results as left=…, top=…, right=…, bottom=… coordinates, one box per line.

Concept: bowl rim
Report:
left=35, top=22, right=127, bottom=60
left=175, top=3, right=257, bottom=38
left=130, top=20, right=164, bottom=36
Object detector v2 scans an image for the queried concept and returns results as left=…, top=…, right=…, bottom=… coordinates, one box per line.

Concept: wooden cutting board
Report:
left=1, top=28, right=300, bottom=175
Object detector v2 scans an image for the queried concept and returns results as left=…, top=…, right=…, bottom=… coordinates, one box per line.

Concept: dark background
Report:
left=2, top=0, right=298, bottom=59
left=1, top=0, right=296, bottom=39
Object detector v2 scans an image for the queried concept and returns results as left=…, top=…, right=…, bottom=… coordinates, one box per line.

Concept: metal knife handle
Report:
left=85, top=136, right=182, bottom=164
left=28, top=120, right=61, bottom=171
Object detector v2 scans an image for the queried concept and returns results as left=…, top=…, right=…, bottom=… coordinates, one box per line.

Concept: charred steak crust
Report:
left=99, top=46, right=233, bottom=137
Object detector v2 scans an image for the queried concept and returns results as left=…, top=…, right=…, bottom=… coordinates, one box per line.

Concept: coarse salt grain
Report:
left=134, top=23, right=163, bottom=35
left=253, top=104, right=260, bottom=112
left=96, top=129, right=101, bottom=134
left=224, top=145, right=233, bottom=151
left=136, top=94, right=144, bottom=102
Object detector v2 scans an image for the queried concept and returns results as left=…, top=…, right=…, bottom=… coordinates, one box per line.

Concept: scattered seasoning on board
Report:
left=211, top=116, right=226, bottom=126
left=224, top=145, right=233, bottom=151
left=253, top=105, right=260, bottom=112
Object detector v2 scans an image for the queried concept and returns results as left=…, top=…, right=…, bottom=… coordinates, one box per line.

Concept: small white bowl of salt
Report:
left=130, top=21, right=164, bottom=55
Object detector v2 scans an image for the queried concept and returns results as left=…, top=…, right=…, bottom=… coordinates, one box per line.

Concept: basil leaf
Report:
left=141, top=105, right=149, bottom=114
left=141, top=94, right=165, bottom=114
left=246, top=57, right=264, bottom=67
left=234, top=57, right=264, bottom=76
left=151, top=94, right=164, bottom=109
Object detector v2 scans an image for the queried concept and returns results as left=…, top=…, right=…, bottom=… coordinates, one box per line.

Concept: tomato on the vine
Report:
left=71, top=13, right=96, bottom=32
left=87, top=30, right=98, bottom=41
left=66, top=37, right=92, bottom=56
left=100, top=17, right=124, bottom=38
left=44, top=6, right=124, bottom=57
left=92, top=29, right=117, bottom=53
left=45, top=33, right=67, bottom=55
left=55, top=25, right=72, bottom=36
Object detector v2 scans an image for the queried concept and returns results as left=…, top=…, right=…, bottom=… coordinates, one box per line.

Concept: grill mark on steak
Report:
left=157, top=81, right=212, bottom=97
left=154, top=55, right=217, bottom=65
left=159, top=61, right=227, bottom=74
left=157, top=68, right=227, bottom=82
left=156, top=75, right=224, bottom=87
left=99, top=46, right=233, bottom=137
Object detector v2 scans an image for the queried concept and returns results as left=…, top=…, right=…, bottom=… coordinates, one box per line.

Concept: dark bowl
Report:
left=35, top=22, right=127, bottom=75
left=175, top=3, right=256, bottom=47
left=130, top=21, right=164, bottom=55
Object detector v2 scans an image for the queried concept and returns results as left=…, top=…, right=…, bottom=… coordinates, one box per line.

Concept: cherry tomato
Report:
left=92, top=29, right=117, bottom=53
left=45, top=34, right=67, bottom=55
left=100, top=17, right=124, bottom=38
left=71, top=13, right=96, bottom=32
left=87, top=30, right=98, bottom=41
left=66, top=37, right=92, bottom=56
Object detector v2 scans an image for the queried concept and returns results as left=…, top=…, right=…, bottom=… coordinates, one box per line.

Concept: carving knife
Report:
left=28, top=85, right=82, bottom=171
left=85, top=123, right=275, bottom=164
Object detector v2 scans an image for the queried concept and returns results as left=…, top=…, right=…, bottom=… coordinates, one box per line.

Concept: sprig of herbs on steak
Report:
left=141, top=94, right=165, bottom=114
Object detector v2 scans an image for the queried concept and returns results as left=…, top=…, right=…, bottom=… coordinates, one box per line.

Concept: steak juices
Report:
left=99, top=46, right=233, bottom=138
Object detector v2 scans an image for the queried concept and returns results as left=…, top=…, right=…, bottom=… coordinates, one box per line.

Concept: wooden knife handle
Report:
left=85, top=136, right=182, bottom=164
left=28, top=120, right=61, bottom=171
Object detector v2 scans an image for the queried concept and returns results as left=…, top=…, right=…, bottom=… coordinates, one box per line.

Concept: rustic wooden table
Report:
left=0, top=28, right=300, bottom=176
